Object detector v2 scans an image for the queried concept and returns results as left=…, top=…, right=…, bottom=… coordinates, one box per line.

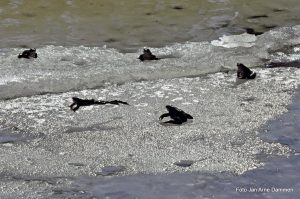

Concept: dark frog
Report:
left=69, top=97, right=129, bottom=112
left=159, top=105, right=193, bottom=125
left=18, top=48, right=38, bottom=59
left=237, top=63, right=256, bottom=79
left=138, top=49, right=159, bottom=61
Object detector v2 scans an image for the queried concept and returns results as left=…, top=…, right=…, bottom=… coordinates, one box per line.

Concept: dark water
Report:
left=1, top=0, right=300, bottom=50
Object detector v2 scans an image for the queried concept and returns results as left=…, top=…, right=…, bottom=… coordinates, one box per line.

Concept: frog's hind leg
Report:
left=185, top=113, right=193, bottom=119
left=164, top=117, right=183, bottom=125
left=159, top=113, right=170, bottom=120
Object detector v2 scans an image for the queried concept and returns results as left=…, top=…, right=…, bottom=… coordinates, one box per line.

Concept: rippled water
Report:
left=1, top=0, right=300, bottom=50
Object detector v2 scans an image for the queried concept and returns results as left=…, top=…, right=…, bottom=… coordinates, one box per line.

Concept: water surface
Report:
left=1, top=0, right=300, bottom=50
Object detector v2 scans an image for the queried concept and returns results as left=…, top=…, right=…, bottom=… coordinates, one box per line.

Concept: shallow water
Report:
left=1, top=0, right=300, bottom=50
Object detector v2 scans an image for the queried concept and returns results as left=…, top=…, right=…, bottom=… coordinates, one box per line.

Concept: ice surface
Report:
left=60, top=89, right=300, bottom=199
left=211, top=33, right=257, bottom=48
left=1, top=25, right=300, bottom=198
left=0, top=68, right=298, bottom=184
left=1, top=25, right=300, bottom=99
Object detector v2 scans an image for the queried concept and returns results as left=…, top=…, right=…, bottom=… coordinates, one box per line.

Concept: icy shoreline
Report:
left=61, top=89, right=300, bottom=199
left=0, top=67, right=299, bottom=198
left=1, top=25, right=300, bottom=198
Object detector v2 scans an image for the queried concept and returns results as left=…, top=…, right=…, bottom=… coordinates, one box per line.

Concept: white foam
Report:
left=134, top=103, right=148, bottom=107
left=171, top=97, right=183, bottom=102
left=211, top=33, right=257, bottom=48
left=294, top=47, right=300, bottom=52
left=0, top=76, right=24, bottom=85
